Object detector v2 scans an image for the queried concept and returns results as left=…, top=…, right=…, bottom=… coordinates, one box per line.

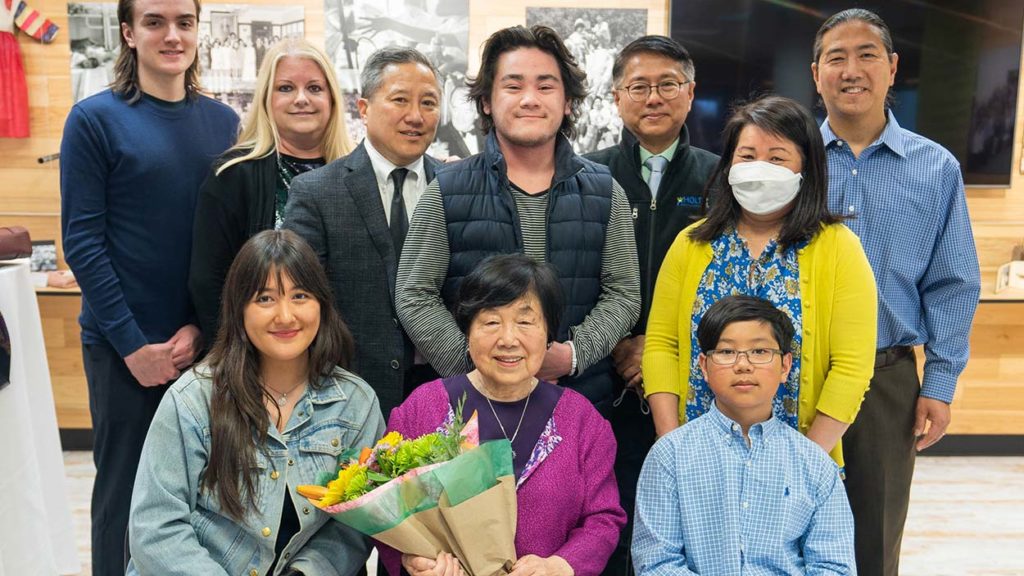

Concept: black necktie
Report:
left=390, top=168, right=410, bottom=256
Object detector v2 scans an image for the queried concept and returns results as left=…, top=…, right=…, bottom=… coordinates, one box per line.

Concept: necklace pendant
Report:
left=511, top=449, right=516, bottom=459
left=276, top=395, right=287, bottom=406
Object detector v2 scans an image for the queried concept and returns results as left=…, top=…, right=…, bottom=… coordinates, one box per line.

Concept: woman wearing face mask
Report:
left=642, top=96, right=877, bottom=468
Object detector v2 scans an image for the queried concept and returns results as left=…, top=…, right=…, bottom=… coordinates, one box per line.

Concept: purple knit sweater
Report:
left=379, top=379, right=626, bottom=576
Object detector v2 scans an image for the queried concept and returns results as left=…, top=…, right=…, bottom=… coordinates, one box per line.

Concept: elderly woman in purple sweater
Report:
left=382, top=253, right=626, bottom=576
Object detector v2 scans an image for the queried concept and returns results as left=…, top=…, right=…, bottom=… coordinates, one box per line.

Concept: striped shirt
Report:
left=632, top=403, right=856, bottom=576
left=395, top=176, right=640, bottom=377
left=510, top=184, right=550, bottom=262
left=821, top=112, right=981, bottom=403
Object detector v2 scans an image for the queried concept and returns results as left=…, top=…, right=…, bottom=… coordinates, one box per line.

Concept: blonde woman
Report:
left=190, top=38, right=354, bottom=340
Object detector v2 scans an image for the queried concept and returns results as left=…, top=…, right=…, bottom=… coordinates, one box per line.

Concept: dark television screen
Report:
left=671, top=1, right=1024, bottom=186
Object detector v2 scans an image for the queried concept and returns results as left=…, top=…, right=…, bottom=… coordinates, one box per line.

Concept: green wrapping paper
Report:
left=326, top=440, right=518, bottom=576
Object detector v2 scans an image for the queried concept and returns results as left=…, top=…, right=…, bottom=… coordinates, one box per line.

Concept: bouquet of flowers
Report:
left=297, top=408, right=517, bottom=576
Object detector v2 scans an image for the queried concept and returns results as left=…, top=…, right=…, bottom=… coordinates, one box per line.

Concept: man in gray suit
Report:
left=284, top=47, right=442, bottom=419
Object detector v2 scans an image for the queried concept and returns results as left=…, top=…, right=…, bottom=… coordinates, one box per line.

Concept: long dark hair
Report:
left=200, top=230, right=354, bottom=521
left=112, top=0, right=202, bottom=103
left=690, top=95, right=841, bottom=249
left=466, top=25, right=588, bottom=139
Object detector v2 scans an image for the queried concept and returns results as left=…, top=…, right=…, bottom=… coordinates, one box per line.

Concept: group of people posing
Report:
left=58, top=0, right=981, bottom=575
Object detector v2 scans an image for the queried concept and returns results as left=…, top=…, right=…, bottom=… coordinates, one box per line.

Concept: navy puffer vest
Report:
left=435, top=133, right=618, bottom=408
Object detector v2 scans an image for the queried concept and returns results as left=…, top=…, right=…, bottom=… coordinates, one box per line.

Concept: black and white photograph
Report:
left=323, top=0, right=479, bottom=157
left=200, top=4, right=305, bottom=116
left=67, top=2, right=304, bottom=116
left=526, top=6, right=648, bottom=153
left=67, top=3, right=120, bottom=103
left=30, top=241, right=58, bottom=273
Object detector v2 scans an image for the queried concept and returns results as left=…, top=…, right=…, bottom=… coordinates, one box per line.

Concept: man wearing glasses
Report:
left=586, top=35, right=718, bottom=576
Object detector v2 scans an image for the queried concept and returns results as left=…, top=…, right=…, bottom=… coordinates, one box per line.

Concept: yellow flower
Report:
left=375, top=431, right=403, bottom=450
left=319, top=463, right=366, bottom=507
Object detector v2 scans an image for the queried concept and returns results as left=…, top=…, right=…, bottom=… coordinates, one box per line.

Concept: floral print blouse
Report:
left=687, top=228, right=805, bottom=429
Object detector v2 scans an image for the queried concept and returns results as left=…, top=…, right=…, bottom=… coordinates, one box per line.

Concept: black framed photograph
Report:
left=324, top=0, right=475, bottom=157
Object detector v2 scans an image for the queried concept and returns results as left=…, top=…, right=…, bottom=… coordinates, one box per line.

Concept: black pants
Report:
left=601, top=390, right=656, bottom=576
left=843, top=346, right=919, bottom=576
left=83, top=342, right=168, bottom=576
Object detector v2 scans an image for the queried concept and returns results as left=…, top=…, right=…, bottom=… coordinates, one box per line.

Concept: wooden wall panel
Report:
left=946, top=302, right=1024, bottom=434
left=975, top=222, right=1023, bottom=272
left=37, top=293, right=91, bottom=429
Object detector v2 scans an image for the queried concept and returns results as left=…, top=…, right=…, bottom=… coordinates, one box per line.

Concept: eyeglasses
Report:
left=617, top=80, right=690, bottom=102
left=705, top=348, right=784, bottom=366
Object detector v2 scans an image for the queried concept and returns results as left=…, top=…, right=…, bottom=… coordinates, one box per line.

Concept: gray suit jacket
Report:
left=284, top=143, right=440, bottom=419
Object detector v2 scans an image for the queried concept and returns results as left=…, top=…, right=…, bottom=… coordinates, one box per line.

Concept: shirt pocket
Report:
left=297, top=422, right=352, bottom=479
left=780, top=486, right=815, bottom=544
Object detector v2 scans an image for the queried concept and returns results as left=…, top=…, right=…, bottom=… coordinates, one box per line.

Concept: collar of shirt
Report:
left=363, top=137, right=427, bottom=224
left=639, top=137, right=680, bottom=182
left=820, top=109, right=908, bottom=159
left=706, top=400, right=781, bottom=446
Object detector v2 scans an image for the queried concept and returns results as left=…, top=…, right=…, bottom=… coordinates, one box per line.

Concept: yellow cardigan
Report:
left=642, top=221, right=878, bottom=466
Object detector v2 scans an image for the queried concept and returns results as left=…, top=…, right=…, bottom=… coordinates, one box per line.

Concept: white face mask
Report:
left=727, top=161, right=803, bottom=215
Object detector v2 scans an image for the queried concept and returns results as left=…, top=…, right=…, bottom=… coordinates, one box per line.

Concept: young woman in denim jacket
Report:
left=127, top=229, right=385, bottom=576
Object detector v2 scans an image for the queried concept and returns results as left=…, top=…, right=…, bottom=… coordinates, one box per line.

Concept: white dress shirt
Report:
left=364, top=137, right=428, bottom=225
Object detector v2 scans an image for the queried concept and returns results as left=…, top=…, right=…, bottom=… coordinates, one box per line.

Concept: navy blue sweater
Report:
left=60, top=90, right=238, bottom=357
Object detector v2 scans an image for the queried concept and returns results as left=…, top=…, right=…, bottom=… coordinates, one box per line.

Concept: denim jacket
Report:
left=127, top=365, right=386, bottom=576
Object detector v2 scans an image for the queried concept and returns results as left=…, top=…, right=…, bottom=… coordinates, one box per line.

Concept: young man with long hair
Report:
left=59, top=0, right=237, bottom=570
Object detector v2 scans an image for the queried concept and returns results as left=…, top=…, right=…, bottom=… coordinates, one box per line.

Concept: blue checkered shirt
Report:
left=632, top=403, right=856, bottom=576
left=821, top=112, right=980, bottom=403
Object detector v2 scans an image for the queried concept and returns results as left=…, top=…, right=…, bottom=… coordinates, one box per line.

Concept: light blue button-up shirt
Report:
left=127, top=366, right=385, bottom=576
left=821, top=112, right=981, bottom=403
left=632, top=403, right=856, bottom=575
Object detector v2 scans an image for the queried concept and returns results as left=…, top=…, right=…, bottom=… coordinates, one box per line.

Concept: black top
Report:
left=190, top=152, right=323, bottom=343
left=270, top=490, right=301, bottom=573
left=443, top=374, right=563, bottom=478
left=585, top=125, right=719, bottom=334
left=190, top=152, right=278, bottom=341
left=276, top=154, right=326, bottom=227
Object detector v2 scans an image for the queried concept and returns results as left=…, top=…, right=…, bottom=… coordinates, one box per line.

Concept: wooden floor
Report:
left=899, top=457, right=1024, bottom=575
left=61, top=452, right=1024, bottom=575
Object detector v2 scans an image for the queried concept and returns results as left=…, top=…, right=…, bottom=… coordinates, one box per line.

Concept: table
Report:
left=0, top=260, right=81, bottom=575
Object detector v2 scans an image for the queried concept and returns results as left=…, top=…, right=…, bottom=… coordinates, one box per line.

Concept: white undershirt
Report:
left=363, top=137, right=428, bottom=225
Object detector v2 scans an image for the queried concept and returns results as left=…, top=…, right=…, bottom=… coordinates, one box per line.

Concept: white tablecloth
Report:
left=0, top=260, right=81, bottom=575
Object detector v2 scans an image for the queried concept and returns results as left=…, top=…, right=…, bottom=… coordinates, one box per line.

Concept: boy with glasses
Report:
left=632, top=295, right=855, bottom=576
